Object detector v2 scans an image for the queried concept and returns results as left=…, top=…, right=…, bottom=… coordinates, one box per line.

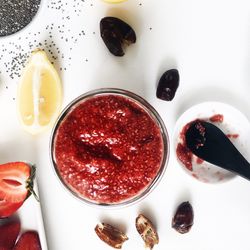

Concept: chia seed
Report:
left=0, top=0, right=41, bottom=37
left=0, top=0, right=91, bottom=82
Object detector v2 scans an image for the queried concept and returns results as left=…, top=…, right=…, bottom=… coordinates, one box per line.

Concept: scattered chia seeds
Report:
left=48, top=0, right=86, bottom=18
left=0, top=0, right=41, bottom=37
left=0, top=0, right=90, bottom=80
left=0, top=0, right=97, bottom=90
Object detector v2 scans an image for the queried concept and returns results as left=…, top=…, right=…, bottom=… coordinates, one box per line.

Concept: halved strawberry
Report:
left=0, top=198, right=23, bottom=219
left=0, top=162, right=36, bottom=203
left=13, top=231, right=41, bottom=250
left=0, top=219, right=21, bottom=249
left=0, top=162, right=38, bottom=218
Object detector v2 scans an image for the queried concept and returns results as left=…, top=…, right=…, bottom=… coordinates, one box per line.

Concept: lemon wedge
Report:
left=17, top=50, right=62, bottom=135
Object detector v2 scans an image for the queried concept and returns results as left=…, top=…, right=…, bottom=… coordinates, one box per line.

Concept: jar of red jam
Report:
left=50, top=88, right=169, bottom=207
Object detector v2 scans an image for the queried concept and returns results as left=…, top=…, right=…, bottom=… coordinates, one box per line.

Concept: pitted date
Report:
left=172, top=201, right=194, bottom=234
left=136, top=214, right=159, bottom=249
left=95, top=223, right=128, bottom=249
left=156, top=69, right=179, bottom=101
left=100, top=17, right=136, bottom=56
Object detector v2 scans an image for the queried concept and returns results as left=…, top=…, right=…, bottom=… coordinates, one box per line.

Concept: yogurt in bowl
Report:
left=50, top=88, right=169, bottom=208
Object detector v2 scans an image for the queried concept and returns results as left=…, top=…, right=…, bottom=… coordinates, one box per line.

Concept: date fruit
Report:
left=135, top=214, right=159, bottom=249
left=172, top=201, right=194, bottom=234
left=95, top=223, right=128, bottom=249
left=100, top=17, right=136, bottom=56
left=156, top=69, right=179, bottom=101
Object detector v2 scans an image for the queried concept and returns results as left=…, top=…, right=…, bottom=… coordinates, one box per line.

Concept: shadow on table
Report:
left=175, top=86, right=250, bottom=122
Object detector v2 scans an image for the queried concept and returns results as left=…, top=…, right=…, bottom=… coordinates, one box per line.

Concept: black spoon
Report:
left=185, top=120, right=250, bottom=181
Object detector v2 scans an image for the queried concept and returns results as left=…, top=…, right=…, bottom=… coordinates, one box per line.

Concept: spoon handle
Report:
left=208, top=133, right=250, bottom=180
left=224, top=152, right=250, bottom=181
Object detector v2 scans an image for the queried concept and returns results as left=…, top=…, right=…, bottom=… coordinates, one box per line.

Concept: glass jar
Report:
left=50, top=88, right=169, bottom=208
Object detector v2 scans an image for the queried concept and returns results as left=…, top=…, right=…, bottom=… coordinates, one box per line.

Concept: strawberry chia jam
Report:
left=52, top=89, right=168, bottom=205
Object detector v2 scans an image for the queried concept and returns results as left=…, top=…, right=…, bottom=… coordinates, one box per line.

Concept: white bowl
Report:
left=173, top=101, right=250, bottom=183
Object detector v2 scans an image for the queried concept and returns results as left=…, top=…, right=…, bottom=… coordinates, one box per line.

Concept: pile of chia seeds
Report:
left=0, top=0, right=41, bottom=37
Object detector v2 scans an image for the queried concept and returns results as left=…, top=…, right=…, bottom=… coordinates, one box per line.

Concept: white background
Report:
left=1, top=0, right=250, bottom=249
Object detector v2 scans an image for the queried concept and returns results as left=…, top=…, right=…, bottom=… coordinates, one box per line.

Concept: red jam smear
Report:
left=227, top=134, right=239, bottom=139
left=196, top=157, right=204, bottom=164
left=54, top=94, right=164, bottom=204
left=209, top=114, right=224, bottom=123
left=176, top=143, right=192, bottom=171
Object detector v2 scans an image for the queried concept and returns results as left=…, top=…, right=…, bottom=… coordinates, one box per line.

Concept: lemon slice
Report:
left=17, top=50, right=62, bottom=135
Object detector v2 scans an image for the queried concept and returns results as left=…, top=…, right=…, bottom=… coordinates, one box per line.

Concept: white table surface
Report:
left=1, top=0, right=250, bottom=249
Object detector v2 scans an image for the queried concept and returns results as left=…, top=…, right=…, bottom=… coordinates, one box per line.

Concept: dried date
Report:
left=95, top=223, right=128, bottom=249
left=156, top=69, right=179, bottom=101
left=172, top=201, right=194, bottom=234
left=100, top=17, right=136, bottom=56
left=135, top=214, right=159, bottom=249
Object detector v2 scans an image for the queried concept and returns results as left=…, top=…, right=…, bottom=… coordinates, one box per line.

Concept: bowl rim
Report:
left=49, top=88, right=170, bottom=209
left=0, top=0, right=47, bottom=40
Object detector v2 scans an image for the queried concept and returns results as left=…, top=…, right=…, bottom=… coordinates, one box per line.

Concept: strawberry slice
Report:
left=0, top=162, right=38, bottom=218
left=0, top=162, right=36, bottom=203
left=0, top=219, right=21, bottom=249
left=0, top=199, right=23, bottom=219
left=13, top=231, right=41, bottom=250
